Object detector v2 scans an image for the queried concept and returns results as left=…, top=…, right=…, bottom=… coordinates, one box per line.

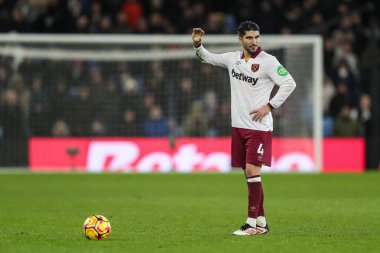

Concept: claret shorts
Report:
left=231, top=127, right=272, bottom=169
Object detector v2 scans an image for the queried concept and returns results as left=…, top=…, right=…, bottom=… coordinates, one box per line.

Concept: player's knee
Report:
left=245, top=163, right=261, bottom=177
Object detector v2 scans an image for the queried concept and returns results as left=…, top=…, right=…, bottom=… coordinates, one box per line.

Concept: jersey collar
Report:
left=241, top=47, right=262, bottom=59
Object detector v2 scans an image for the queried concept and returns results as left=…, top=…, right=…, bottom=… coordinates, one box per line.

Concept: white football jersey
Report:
left=194, top=45, right=296, bottom=131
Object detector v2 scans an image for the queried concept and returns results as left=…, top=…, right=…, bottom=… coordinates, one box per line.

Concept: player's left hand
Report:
left=249, top=104, right=271, bottom=122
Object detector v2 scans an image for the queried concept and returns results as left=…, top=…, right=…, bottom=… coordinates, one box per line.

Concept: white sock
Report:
left=257, top=216, right=266, bottom=227
left=247, top=176, right=261, bottom=183
left=246, top=217, right=256, bottom=227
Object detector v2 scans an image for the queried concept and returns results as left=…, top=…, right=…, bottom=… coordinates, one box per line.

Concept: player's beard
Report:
left=245, top=44, right=258, bottom=54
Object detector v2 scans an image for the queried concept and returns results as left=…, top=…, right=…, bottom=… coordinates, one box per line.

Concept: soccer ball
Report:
left=83, top=214, right=111, bottom=240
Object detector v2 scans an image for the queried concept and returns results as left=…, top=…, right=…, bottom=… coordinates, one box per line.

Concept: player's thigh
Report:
left=231, top=128, right=246, bottom=169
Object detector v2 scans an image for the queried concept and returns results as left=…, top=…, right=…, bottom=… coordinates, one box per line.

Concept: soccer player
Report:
left=192, top=21, right=296, bottom=236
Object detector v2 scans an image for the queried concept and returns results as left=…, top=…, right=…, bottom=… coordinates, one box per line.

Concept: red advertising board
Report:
left=29, top=137, right=365, bottom=173
left=322, top=138, right=365, bottom=172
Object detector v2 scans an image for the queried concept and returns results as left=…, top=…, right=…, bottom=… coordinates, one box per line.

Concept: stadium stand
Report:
left=0, top=0, right=379, bottom=167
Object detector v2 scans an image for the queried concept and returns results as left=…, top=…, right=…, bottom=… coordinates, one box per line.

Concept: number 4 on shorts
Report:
left=257, top=143, right=264, bottom=155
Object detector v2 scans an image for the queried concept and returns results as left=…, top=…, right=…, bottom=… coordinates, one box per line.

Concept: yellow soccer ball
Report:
left=83, top=215, right=111, bottom=240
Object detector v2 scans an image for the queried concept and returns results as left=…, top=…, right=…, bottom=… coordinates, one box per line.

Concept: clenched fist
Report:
left=192, top=28, right=205, bottom=46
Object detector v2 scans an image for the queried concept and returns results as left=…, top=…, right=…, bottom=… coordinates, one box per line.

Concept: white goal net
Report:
left=0, top=34, right=322, bottom=172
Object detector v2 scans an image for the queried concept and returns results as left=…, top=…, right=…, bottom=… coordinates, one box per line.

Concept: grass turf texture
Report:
left=0, top=173, right=379, bottom=253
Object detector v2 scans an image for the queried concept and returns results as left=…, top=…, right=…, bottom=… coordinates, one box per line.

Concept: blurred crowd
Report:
left=0, top=0, right=378, bottom=139
left=0, top=51, right=232, bottom=138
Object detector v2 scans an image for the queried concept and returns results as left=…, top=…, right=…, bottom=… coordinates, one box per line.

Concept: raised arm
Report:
left=192, top=28, right=231, bottom=69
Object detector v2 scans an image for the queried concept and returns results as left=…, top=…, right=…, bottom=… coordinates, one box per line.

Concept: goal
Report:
left=0, top=34, right=323, bottom=171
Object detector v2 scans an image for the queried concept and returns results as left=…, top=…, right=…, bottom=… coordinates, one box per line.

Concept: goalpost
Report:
left=0, top=34, right=323, bottom=172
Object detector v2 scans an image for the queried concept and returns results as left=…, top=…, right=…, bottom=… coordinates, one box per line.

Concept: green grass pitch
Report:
left=0, top=172, right=379, bottom=253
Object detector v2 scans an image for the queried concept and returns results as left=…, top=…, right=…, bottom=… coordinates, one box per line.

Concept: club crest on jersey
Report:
left=251, top=64, right=260, bottom=72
